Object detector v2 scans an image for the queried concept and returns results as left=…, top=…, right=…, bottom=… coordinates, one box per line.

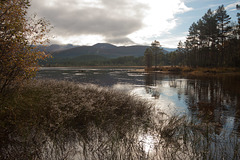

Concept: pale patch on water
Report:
left=75, top=73, right=85, bottom=76
left=112, top=83, right=135, bottom=92
left=223, top=116, right=235, bottom=136
left=127, top=73, right=145, bottom=77
left=117, top=78, right=130, bottom=81
left=108, top=71, right=122, bottom=76
left=64, top=77, right=71, bottom=79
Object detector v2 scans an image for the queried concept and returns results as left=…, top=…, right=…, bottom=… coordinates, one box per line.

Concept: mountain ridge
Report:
left=44, top=43, right=176, bottom=59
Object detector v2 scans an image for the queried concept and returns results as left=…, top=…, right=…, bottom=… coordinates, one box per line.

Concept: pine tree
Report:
left=144, top=48, right=153, bottom=69
left=216, top=5, right=231, bottom=46
left=237, top=4, right=240, bottom=36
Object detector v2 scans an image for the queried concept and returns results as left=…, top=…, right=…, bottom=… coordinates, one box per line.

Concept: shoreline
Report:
left=39, top=66, right=240, bottom=76
left=40, top=66, right=145, bottom=68
left=144, top=66, right=240, bottom=76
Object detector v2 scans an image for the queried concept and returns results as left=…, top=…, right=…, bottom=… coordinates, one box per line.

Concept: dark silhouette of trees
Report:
left=237, top=4, right=240, bottom=33
left=144, top=48, right=153, bottom=68
left=144, top=40, right=164, bottom=69
left=216, top=5, right=231, bottom=46
left=216, top=5, right=232, bottom=66
left=165, top=5, right=240, bottom=68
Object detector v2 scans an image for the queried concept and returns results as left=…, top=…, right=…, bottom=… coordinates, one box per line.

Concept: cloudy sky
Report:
left=29, top=0, right=240, bottom=48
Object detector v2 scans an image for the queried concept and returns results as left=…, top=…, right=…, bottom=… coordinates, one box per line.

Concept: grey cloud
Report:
left=106, top=36, right=134, bottom=45
left=101, top=0, right=128, bottom=7
left=29, top=0, right=146, bottom=44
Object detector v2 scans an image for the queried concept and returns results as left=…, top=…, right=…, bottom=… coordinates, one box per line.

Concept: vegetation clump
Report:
left=0, top=80, right=152, bottom=159
left=1, top=80, right=240, bottom=159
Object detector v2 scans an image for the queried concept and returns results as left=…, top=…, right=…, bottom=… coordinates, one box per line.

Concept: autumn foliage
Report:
left=0, top=0, right=51, bottom=93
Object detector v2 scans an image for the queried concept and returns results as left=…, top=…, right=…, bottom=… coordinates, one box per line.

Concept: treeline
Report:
left=145, top=5, right=240, bottom=68
left=41, top=55, right=144, bottom=66
left=167, top=5, right=240, bottom=67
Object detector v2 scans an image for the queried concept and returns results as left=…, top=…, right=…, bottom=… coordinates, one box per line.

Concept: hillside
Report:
left=49, top=43, right=174, bottom=59
left=51, top=44, right=148, bottom=58
left=37, top=44, right=78, bottom=53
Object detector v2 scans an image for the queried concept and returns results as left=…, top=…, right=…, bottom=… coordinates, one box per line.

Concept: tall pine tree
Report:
left=216, top=5, right=231, bottom=46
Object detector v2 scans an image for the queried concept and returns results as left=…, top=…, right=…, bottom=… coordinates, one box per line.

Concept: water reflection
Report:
left=144, top=73, right=161, bottom=99
left=141, top=73, right=240, bottom=135
left=182, top=76, right=240, bottom=135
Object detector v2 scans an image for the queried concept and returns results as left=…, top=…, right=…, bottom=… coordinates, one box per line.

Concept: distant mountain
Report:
left=50, top=43, right=174, bottom=59
left=92, top=43, right=117, bottom=49
left=37, top=44, right=78, bottom=53
left=164, top=48, right=177, bottom=52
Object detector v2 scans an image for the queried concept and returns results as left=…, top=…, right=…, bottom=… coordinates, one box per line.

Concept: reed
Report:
left=0, top=79, right=239, bottom=159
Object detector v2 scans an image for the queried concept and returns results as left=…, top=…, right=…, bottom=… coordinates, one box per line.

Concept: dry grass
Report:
left=145, top=66, right=240, bottom=76
left=0, top=79, right=239, bottom=159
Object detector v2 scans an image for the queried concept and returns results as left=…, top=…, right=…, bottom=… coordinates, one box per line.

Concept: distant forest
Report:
left=41, top=55, right=145, bottom=66
left=42, top=5, right=240, bottom=67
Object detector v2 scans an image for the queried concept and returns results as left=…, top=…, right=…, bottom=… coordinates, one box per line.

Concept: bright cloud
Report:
left=29, top=0, right=192, bottom=47
left=225, top=2, right=240, bottom=10
left=53, top=35, right=105, bottom=46
left=128, top=0, right=192, bottom=46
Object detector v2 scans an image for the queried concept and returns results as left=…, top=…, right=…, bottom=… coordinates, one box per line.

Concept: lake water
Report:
left=37, top=67, right=240, bottom=135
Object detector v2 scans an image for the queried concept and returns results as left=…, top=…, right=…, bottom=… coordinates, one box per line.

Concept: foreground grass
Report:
left=0, top=80, right=152, bottom=159
left=0, top=80, right=239, bottom=159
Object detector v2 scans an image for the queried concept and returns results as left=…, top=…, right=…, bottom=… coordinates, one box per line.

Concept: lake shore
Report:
left=40, top=65, right=145, bottom=69
left=142, top=66, right=240, bottom=76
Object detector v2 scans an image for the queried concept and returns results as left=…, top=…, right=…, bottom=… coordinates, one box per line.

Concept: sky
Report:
left=29, top=0, right=240, bottom=48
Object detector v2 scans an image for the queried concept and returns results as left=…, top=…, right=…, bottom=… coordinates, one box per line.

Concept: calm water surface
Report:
left=37, top=67, right=240, bottom=135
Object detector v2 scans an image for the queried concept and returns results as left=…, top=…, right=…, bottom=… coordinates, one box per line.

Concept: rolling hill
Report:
left=49, top=43, right=175, bottom=59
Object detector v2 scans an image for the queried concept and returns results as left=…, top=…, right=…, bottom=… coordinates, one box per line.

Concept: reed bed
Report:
left=0, top=80, right=239, bottom=159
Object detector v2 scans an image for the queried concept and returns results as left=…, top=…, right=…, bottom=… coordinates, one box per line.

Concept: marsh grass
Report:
left=0, top=79, right=239, bottom=159
left=152, top=66, right=240, bottom=76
